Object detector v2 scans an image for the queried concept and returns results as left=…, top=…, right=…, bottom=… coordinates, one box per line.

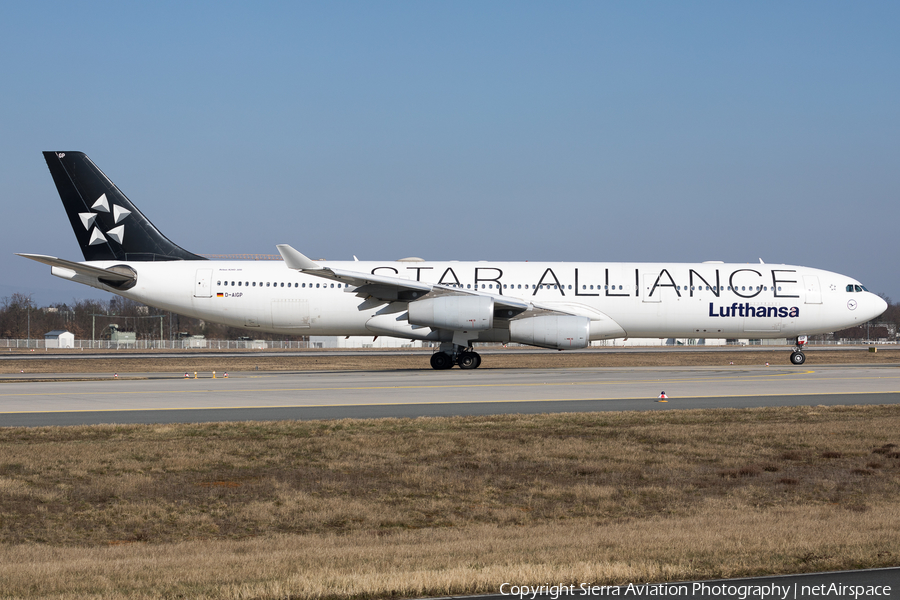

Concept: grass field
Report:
left=1, top=404, right=899, bottom=598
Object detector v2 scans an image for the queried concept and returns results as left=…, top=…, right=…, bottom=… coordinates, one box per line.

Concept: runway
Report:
left=1, top=364, right=899, bottom=426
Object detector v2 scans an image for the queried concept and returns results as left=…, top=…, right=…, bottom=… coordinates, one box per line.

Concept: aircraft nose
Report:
left=872, top=294, right=889, bottom=318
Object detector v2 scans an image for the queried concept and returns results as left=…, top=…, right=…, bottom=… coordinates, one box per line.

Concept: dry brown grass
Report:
left=1, top=508, right=898, bottom=600
left=0, top=406, right=899, bottom=598
left=1, top=346, right=899, bottom=376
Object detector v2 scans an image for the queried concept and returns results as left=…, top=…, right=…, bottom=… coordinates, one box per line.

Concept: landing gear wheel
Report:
left=430, top=352, right=454, bottom=370
left=458, top=351, right=478, bottom=370
left=790, top=351, right=806, bottom=365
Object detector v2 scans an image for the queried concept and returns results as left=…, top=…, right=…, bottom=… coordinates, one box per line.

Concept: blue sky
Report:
left=2, top=1, right=898, bottom=305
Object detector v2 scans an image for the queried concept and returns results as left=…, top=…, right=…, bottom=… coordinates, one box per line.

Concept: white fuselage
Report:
left=61, top=259, right=886, bottom=342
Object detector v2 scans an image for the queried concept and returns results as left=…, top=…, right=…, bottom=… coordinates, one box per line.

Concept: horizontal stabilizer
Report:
left=17, top=254, right=136, bottom=284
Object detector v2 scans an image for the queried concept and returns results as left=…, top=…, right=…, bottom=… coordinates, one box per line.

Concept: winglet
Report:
left=276, top=244, right=324, bottom=271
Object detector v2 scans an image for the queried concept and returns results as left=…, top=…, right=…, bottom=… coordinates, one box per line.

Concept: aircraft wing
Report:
left=17, top=253, right=136, bottom=284
left=277, top=244, right=432, bottom=301
left=277, top=244, right=538, bottom=314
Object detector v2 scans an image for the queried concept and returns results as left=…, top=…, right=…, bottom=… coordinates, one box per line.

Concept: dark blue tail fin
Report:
left=43, top=151, right=205, bottom=262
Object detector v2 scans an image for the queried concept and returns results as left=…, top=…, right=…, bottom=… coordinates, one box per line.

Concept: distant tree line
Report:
left=0, top=294, right=306, bottom=342
left=2, top=293, right=898, bottom=342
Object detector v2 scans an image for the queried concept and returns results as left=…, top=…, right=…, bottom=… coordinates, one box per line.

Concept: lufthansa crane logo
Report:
left=78, top=193, right=132, bottom=246
left=848, top=299, right=858, bottom=310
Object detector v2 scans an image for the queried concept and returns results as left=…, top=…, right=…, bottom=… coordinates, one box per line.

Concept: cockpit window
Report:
left=847, top=284, right=868, bottom=292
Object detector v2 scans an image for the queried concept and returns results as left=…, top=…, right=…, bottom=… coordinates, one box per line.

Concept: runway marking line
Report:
left=1, top=390, right=898, bottom=415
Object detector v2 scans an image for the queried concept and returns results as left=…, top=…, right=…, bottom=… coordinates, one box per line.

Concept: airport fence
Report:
left=0, top=339, right=313, bottom=350
left=0, top=338, right=893, bottom=351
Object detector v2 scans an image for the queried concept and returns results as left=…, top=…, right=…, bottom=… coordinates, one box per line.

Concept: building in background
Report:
left=43, top=330, right=75, bottom=348
left=309, top=336, right=425, bottom=349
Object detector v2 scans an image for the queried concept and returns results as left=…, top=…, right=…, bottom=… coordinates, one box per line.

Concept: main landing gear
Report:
left=430, top=344, right=482, bottom=370
left=789, top=335, right=808, bottom=365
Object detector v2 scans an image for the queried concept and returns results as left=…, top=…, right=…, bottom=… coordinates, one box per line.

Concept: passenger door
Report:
left=193, top=269, right=213, bottom=298
left=641, top=273, right=662, bottom=303
left=803, top=275, right=822, bottom=304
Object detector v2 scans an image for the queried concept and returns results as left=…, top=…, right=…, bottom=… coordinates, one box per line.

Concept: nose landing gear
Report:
left=789, top=335, right=808, bottom=365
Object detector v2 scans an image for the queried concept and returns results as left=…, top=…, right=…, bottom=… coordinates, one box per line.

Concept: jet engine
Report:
left=509, top=315, right=590, bottom=350
left=408, top=296, right=494, bottom=331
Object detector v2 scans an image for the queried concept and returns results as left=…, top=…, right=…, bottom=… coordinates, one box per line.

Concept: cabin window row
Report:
left=214, top=280, right=804, bottom=293
left=217, top=281, right=348, bottom=289
left=441, top=284, right=784, bottom=292
left=442, top=284, right=627, bottom=290
left=633, top=285, right=782, bottom=292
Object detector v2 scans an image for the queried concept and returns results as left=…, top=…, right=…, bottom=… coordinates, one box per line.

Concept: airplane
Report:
left=19, top=151, right=887, bottom=369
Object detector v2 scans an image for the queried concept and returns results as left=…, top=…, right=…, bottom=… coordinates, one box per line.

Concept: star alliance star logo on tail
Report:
left=78, top=193, right=131, bottom=246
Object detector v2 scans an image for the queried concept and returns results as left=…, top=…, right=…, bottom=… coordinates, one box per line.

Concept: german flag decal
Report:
left=217, top=293, right=224, bottom=297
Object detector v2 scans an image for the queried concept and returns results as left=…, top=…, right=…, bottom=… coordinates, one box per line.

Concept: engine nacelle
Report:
left=408, top=296, right=494, bottom=331
left=509, top=315, right=591, bottom=350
